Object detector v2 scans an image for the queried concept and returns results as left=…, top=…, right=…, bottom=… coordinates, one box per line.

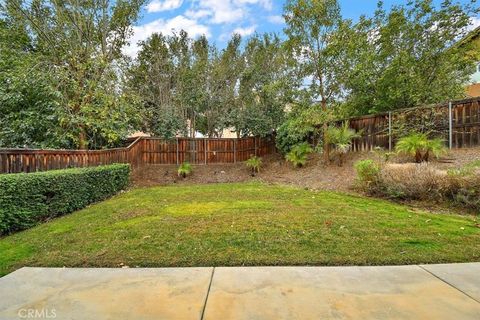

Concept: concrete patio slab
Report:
left=421, top=263, right=480, bottom=302
left=204, top=266, right=480, bottom=320
left=0, top=267, right=213, bottom=320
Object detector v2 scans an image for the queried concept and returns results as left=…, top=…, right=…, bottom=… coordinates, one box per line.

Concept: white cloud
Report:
left=185, top=9, right=211, bottom=20
left=187, top=0, right=273, bottom=25
left=195, top=0, right=245, bottom=24
left=468, top=16, right=480, bottom=31
left=124, top=15, right=210, bottom=57
left=146, top=0, right=183, bottom=13
left=267, top=15, right=284, bottom=24
left=233, top=25, right=256, bottom=37
left=234, top=0, right=273, bottom=11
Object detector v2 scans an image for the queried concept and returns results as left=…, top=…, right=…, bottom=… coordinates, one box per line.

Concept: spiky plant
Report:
left=395, top=133, right=446, bottom=163
left=285, top=142, right=313, bottom=168
left=326, top=122, right=360, bottom=166
left=177, top=162, right=192, bottom=178
left=423, top=137, right=447, bottom=162
left=395, top=133, right=426, bottom=163
left=245, top=155, right=262, bottom=177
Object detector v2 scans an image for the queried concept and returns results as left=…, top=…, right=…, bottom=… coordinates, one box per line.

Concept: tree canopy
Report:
left=0, top=0, right=478, bottom=149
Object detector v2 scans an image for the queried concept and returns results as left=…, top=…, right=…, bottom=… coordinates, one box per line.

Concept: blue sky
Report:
left=125, top=0, right=480, bottom=56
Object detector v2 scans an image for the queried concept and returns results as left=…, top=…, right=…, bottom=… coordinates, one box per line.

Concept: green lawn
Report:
left=1, top=182, right=479, bottom=276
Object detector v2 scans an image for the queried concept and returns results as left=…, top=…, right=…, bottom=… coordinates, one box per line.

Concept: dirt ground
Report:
left=131, top=147, right=480, bottom=192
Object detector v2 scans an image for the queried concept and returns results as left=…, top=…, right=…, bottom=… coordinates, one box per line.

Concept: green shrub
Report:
left=285, top=143, right=313, bottom=168
left=0, top=164, right=130, bottom=235
left=245, top=156, right=262, bottom=176
left=177, top=162, right=193, bottom=178
left=275, top=120, right=309, bottom=155
left=395, top=133, right=446, bottom=163
left=354, top=160, right=380, bottom=188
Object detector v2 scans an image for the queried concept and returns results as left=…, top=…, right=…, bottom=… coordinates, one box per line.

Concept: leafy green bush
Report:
left=245, top=156, right=262, bottom=176
left=285, top=143, right=313, bottom=168
left=275, top=120, right=309, bottom=155
left=354, top=160, right=380, bottom=188
left=0, top=164, right=130, bottom=235
left=395, top=133, right=446, bottom=163
left=177, top=162, right=193, bottom=178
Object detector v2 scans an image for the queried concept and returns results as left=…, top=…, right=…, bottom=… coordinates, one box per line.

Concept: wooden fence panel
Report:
left=0, top=136, right=276, bottom=174
left=340, top=97, right=480, bottom=152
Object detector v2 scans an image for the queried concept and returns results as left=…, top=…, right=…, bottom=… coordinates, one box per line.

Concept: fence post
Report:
left=176, top=138, right=179, bottom=165
left=388, top=111, right=392, bottom=152
left=204, top=138, right=207, bottom=165
left=254, top=137, right=258, bottom=157
left=448, top=101, right=453, bottom=149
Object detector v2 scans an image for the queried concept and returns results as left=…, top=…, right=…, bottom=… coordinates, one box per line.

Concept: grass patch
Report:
left=1, top=182, right=479, bottom=276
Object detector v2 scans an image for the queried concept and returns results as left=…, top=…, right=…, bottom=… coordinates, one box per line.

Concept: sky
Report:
left=125, top=0, right=480, bottom=57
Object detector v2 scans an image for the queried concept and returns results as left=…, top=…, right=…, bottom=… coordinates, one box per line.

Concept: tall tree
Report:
left=0, top=15, right=63, bottom=148
left=236, top=33, right=291, bottom=137
left=5, top=0, right=145, bottom=149
left=342, top=0, right=478, bottom=115
left=284, top=0, right=346, bottom=162
left=129, top=33, right=186, bottom=138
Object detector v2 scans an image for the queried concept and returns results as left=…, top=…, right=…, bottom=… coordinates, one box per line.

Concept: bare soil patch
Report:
left=131, top=147, right=480, bottom=192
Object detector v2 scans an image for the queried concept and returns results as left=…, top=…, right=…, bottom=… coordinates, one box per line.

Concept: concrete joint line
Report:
left=200, top=267, right=215, bottom=320
left=418, top=265, right=480, bottom=304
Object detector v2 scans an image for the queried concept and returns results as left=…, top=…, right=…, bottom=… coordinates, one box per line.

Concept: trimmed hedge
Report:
left=0, top=164, right=130, bottom=235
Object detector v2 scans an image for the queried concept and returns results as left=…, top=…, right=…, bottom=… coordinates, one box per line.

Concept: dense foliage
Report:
left=0, top=0, right=477, bottom=150
left=129, top=32, right=291, bottom=139
left=0, top=164, right=130, bottom=235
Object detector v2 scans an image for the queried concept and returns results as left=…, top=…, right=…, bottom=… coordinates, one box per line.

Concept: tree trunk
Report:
left=78, top=127, right=87, bottom=150
left=321, top=99, right=329, bottom=165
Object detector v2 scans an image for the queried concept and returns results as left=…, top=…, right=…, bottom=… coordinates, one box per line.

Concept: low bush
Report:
left=356, top=160, right=480, bottom=212
left=444, top=169, right=480, bottom=211
left=354, top=160, right=380, bottom=189
left=285, top=143, right=313, bottom=168
left=177, top=162, right=193, bottom=178
left=0, top=164, right=130, bottom=235
left=379, top=164, right=444, bottom=200
left=245, top=156, right=262, bottom=176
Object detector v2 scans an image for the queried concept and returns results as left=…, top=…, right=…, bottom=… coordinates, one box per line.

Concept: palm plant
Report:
left=177, top=162, right=192, bottom=178
left=245, top=155, right=262, bottom=176
left=326, top=123, right=360, bottom=166
left=395, top=133, right=446, bottom=163
left=423, top=137, right=447, bottom=162
left=285, top=142, right=313, bottom=168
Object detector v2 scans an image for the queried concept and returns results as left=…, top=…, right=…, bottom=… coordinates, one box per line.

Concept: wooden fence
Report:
left=0, top=136, right=276, bottom=174
left=346, top=97, right=480, bottom=151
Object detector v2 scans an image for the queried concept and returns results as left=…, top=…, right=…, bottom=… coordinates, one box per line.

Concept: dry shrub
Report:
left=357, top=161, right=480, bottom=212
left=379, top=163, right=445, bottom=200
left=444, top=169, right=480, bottom=211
